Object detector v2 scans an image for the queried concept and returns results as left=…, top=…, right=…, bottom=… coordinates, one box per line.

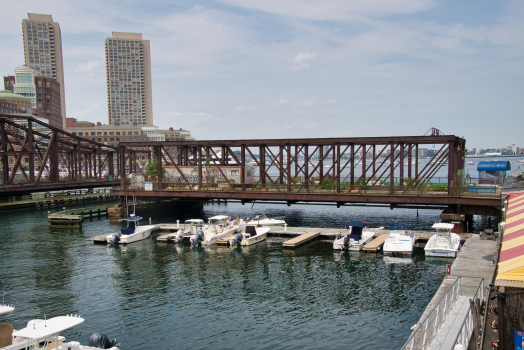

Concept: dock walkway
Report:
left=406, top=235, right=497, bottom=350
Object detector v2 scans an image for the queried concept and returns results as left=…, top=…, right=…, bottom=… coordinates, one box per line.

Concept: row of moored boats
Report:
left=104, top=213, right=461, bottom=257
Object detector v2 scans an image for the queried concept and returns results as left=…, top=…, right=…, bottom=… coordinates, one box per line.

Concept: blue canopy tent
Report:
left=477, top=161, right=510, bottom=185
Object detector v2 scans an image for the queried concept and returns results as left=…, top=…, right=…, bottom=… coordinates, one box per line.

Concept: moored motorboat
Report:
left=243, top=214, right=286, bottom=226
left=168, top=219, right=206, bottom=243
left=106, top=214, right=155, bottom=244
left=424, top=223, right=460, bottom=258
left=333, top=222, right=375, bottom=251
left=229, top=226, right=270, bottom=246
left=0, top=303, right=14, bottom=315
left=190, top=215, right=239, bottom=246
left=383, top=226, right=415, bottom=255
left=4, top=314, right=118, bottom=350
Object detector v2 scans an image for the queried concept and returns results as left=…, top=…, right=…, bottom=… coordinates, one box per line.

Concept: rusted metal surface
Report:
left=0, top=114, right=120, bottom=193
left=114, top=134, right=501, bottom=216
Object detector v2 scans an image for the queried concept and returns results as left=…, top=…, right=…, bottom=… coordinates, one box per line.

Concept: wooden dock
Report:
left=48, top=204, right=115, bottom=228
left=282, top=231, right=320, bottom=248
left=156, top=232, right=179, bottom=242
left=362, top=234, right=387, bottom=251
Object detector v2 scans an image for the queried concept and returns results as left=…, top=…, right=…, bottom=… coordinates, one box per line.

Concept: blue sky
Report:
left=1, top=0, right=523, bottom=148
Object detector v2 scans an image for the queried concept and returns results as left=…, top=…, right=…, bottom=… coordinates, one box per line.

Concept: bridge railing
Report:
left=115, top=180, right=501, bottom=198
left=400, top=276, right=461, bottom=350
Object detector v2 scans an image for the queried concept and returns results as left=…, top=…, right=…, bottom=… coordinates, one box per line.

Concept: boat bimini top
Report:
left=387, top=226, right=411, bottom=230
left=185, top=219, right=204, bottom=224
left=0, top=303, right=14, bottom=315
left=208, top=215, right=230, bottom=221
left=120, top=216, right=143, bottom=221
left=341, top=222, right=368, bottom=241
left=12, top=315, right=84, bottom=345
left=432, top=223, right=455, bottom=231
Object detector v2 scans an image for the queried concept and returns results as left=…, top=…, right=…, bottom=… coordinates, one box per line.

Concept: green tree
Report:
left=144, top=153, right=166, bottom=178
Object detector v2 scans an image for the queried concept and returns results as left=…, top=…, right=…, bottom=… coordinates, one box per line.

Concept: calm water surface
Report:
left=0, top=202, right=453, bottom=349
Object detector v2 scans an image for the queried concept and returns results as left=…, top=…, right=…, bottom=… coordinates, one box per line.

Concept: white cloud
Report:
left=301, top=100, right=314, bottom=106
left=71, top=102, right=102, bottom=120
left=217, top=0, right=434, bottom=21
left=324, top=100, right=337, bottom=104
left=74, top=60, right=100, bottom=75
left=271, top=99, right=290, bottom=105
left=292, top=53, right=317, bottom=70
left=234, top=105, right=252, bottom=111
left=164, top=112, right=182, bottom=117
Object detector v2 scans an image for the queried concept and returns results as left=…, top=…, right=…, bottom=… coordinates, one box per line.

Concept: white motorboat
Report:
left=424, top=223, right=461, bottom=258
left=333, top=222, right=375, bottom=251
left=106, top=214, right=155, bottom=244
left=383, top=226, right=415, bottom=255
left=190, top=215, right=239, bottom=246
left=229, top=226, right=270, bottom=246
left=167, top=219, right=207, bottom=243
left=243, top=214, right=286, bottom=226
left=466, top=161, right=474, bottom=165
left=4, top=314, right=118, bottom=350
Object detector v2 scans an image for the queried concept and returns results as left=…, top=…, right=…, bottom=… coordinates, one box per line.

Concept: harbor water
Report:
left=0, top=202, right=481, bottom=349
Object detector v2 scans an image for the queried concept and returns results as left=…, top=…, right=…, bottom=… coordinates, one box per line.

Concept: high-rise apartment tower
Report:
left=105, top=32, right=153, bottom=126
left=22, top=13, right=66, bottom=128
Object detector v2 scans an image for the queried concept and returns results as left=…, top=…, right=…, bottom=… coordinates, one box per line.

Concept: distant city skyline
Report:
left=1, top=1, right=522, bottom=147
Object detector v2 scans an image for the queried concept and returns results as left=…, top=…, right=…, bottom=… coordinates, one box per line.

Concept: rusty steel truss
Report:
left=114, top=135, right=501, bottom=215
left=0, top=114, right=119, bottom=191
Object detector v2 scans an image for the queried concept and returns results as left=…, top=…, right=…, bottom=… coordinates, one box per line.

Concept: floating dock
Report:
left=362, top=234, right=387, bottom=251
left=48, top=204, right=115, bottom=228
left=282, top=231, right=320, bottom=248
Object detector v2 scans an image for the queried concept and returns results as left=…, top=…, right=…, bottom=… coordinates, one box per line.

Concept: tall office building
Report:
left=105, top=32, right=153, bottom=126
left=22, top=13, right=66, bottom=128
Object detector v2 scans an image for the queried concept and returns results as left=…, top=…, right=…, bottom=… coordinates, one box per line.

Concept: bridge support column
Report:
left=1, top=122, right=8, bottom=183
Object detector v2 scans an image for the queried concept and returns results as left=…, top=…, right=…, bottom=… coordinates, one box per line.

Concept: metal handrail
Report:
left=400, top=276, right=461, bottom=350
left=450, top=278, right=484, bottom=350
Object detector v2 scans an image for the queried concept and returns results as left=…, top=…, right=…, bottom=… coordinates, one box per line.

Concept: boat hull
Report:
left=333, top=233, right=374, bottom=251
left=231, top=227, right=270, bottom=246
left=201, top=226, right=239, bottom=245
left=106, top=225, right=155, bottom=244
left=424, top=249, right=457, bottom=258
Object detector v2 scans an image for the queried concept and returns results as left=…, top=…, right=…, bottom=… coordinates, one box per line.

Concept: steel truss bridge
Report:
left=113, top=134, right=500, bottom=216
left=0, top=114, right=119, bottom=195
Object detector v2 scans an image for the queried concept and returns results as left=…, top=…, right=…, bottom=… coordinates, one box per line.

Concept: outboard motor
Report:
left=109, top=232, right=121, bottom=245
left=169, top=229, right=184, bottom=242
left=88, top=333, right=118, bottom=349
left=343, top=235, right=350, bottom=250
left=191, top=230, right=204, bottom=246
left=231, top=231, right=243, bottom=245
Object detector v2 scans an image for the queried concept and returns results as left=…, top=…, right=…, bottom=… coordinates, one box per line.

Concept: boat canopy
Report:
left=0, top=304, right=14, bottom=315
left=13, top=315, right=84, bottom=340
left=342, top=221, right=368, bottom=228
left=208, top=215, right=230, bottom=220
left=387, top=226, right=411, bottom=230
left=122, top=216, right=143, bottom=221
left=432, top=223, right=455, bottom=230
left=186, top=219, right=204, bottom=223
left=477, top=161, right=511, bottom=171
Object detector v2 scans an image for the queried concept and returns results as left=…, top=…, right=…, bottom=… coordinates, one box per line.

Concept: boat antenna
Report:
left=133, top=194, right=136, bottom=215
left=251, top=201, right=256, bottom=209
left=126, top=195, right=129, bottom=217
